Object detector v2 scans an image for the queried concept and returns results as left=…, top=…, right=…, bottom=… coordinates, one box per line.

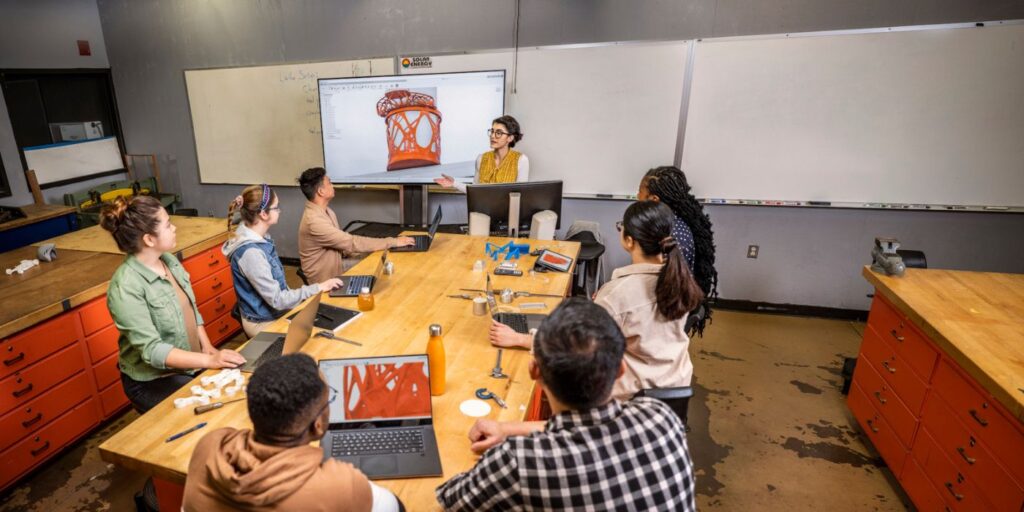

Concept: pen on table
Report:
left=166, top=422, right=207, bottom=443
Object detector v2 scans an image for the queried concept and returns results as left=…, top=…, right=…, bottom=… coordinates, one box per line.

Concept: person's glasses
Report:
left=615, top=221, right=623, bottom=232
left=265, top=206, right=281, bottom=212
left=487, top=129, right=510, bottom=137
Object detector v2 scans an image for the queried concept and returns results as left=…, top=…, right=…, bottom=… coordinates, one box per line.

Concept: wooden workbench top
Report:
left=0, top=204, right=77, bottom=233
left=100, top=233, right=580, bottom=507
left=863, top=266, right=1024, bottom=422
left=0, top=246, right=124, bottom=339
left=35, top=215, right=229, bottom=259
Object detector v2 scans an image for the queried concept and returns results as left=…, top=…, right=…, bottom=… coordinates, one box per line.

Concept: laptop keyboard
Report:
left=495, top=312, right=529, bottom=334
left=413, top=236, right=429, bottom=250
left=330, top=429, right=425, bottom=457
left=346, top=275, right=373, bottom=294
left=251, top=337, right=285, bottom=368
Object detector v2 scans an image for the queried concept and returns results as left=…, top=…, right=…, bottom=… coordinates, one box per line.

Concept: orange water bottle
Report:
left=357, top=287, right=374, bottom=311
left=426, top=324, right=445, bottom=396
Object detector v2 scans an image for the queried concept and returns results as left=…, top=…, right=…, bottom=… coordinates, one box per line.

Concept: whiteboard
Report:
left=23, top=137, right=124, bottom=186
left=186, top=58, right=394, bottom=186
left=681, top=23, right=1024, bottom=207
left=403, top=42, right=689, bottom=196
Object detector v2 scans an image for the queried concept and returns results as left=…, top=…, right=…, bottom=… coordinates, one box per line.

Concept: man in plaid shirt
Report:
left=436, top=298, right=696, bottom=511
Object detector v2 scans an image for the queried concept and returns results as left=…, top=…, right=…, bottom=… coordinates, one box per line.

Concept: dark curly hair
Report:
left=248, top=353, right=326, bottom=441
left=492, top=115, right=524, bottom=148
left=642, top=166, right=718, bottom=336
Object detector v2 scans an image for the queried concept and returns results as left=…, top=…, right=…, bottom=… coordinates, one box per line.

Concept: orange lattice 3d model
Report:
left=344, top=362, right=431, bottom=420
left=376, top=90, right=442, bottom=171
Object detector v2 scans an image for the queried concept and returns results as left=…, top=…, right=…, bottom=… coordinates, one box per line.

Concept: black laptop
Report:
left=486, top=274, right=546, bottom=334
left=319, top=355, right=443, bottom=479
left=330, top=250, right=388, bottom=298
left=390, top=206, right=442, bottom=252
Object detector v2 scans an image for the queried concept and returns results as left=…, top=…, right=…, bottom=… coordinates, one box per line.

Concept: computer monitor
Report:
left=466, top=180, right=563, bottom=232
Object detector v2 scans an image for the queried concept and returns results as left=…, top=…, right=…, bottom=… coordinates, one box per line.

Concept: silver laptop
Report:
left=319, top=355, right=443, bottom=479
left=237, top=293, right=320, bottom=373
left=486, top=274, right=546, bottom=334
left=390, top=206, right=442, bottom=252
left=330, top=250, right=388, bottom=298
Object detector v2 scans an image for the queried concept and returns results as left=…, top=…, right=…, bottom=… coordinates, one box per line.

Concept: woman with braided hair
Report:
left=223, top=184, right=342, bottom=336
left=489, top=201, right=703, bottom=401
left=638, top=166, right=718, bottom=336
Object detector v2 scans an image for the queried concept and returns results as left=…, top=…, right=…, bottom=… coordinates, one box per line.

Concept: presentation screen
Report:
left=319, top=70, right=505, bottom=184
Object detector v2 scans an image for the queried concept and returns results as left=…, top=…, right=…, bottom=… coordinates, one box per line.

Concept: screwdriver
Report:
left=194, top=396, right=246, bottom=415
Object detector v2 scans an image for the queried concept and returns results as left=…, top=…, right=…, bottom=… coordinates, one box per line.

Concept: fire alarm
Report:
left=77, top=40, right=91, bottom=56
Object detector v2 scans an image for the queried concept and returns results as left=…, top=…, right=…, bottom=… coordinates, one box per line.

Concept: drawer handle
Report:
left=208, top=260, right=220, bottom=267
left=968, top=409, right=989, bottom=427
left=215, top=304, right=226, bottom=312
left=889, top=329, right=904, bottom=342
left=12, top=383, right=34, bottom=398
left=218, top=324, right=229, bottom=333
left=21, top=412, right=43, bottom=428
left=882, top=361, right=896, bottom=374
left=866, top=419, right=880, bottom=433
left=212, top=282, right=224, bottom=290
left=873, top=391, right=887, bottom=404
left=3, top=352, right=26, bottom=366
left=956, top=446, right=976, bottom=465
left=943, top=482, right=964, bottom=501
left=30, top=440, right=51, bottom=457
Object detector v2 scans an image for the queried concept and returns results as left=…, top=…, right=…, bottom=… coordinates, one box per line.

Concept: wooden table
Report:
left=35, top=215, right=229, bottom=260
left=863, top=267, right=1024, bottom=421
left=99, top=233, right=580, bottom=509
left=0, top=204, right=77, bottom=232
left=0, top=204, right=78, bottom=253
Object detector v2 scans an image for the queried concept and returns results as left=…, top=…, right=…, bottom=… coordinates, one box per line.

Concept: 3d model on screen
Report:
left=343, top=362, right=431, bottom=419
left=377, top=88, right=442, bottom=171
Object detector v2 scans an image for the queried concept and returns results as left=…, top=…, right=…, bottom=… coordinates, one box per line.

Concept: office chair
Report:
left=296, top=267, right=309, bottom=285
left=565, top=230, right=605, bottom=297
left=636, top=386, right=693, bottom=432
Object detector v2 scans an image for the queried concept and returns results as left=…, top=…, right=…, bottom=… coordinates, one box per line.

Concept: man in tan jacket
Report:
left=297, top=167, right=413, bottom=283
left=184, top=353, right=404, bottom=511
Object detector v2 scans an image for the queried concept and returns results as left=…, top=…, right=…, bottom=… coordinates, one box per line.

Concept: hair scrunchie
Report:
left=232, top=195, right=244, bottom=209
left=660, top=236, right=678, bottom=254
left=259, top=183, right=271, bottom=211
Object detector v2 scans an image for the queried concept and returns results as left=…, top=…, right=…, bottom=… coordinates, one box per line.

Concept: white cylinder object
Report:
left=530, top=210, right=558, bottom=241
left=469, top=212, right=491, bottom=236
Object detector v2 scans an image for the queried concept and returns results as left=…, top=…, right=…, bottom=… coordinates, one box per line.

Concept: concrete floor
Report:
left=0, top=309, right=910, bottom=511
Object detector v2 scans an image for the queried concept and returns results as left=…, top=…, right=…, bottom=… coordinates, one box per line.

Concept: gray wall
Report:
left=0, top=0, right=124, bottom=206
left=34, top=0, right=1022, bottom=310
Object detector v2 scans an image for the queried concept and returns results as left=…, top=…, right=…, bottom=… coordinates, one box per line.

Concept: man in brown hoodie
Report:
left=184, top=353, right=404, bottom=511
left=297, top=167, right=414, bottom=283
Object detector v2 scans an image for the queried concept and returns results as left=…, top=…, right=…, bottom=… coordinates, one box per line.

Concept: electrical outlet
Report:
left=747, top=245, right=759, bottom=258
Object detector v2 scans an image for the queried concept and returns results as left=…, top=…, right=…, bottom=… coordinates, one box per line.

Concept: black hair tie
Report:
left=660, top=236, right=678, bottom=254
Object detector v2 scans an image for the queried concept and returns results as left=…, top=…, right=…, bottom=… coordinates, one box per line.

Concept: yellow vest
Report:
left=478, top=150, right=521, bottom=184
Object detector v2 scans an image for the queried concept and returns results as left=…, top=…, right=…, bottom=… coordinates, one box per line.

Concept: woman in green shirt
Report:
left=101, top=196, right=246, bottom=412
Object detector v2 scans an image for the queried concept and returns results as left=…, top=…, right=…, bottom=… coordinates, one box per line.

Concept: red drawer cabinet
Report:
left=183, top=245, right=229, bottom=283
left=198, top=288, right=236, bottom=326
left=206, top=314, right=241, bottom=347
left=0, top=399, right=100, bottom=490
left=85, top=324, right=119, bottom=364
left=0, top=372, right=93, bottom=452
left=853, top=270, right=1024, bottom=512
left=1, top=314, right=81, bottom=380
left=98, top=381, right=129, bottom=418
left=78, top=297, right=114, bottom=336
left=1, top=346, right=86, bottom=415
left=192, top=265, right=233, bottom=303
left=93, top=353, right=121, bottom=391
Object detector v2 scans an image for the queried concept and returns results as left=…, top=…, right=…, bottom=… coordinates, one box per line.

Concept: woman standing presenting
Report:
left=435, top=115, right=530, bottom=192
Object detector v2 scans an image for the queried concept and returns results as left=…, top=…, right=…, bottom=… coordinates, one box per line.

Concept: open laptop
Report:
left=486, top=274, right=546, bottom=334
left=319, top=355, right=443, bottom=479
left=390, top=206, right=442, bottom=252
left=330, top=250, right=388, bottom=298
left=237, top=293, right=320, bottom=373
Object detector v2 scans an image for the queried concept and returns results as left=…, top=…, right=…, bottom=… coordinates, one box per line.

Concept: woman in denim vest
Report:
left=101, top=196, right=246, bottom=413
left=223, top=184, right=342, bottom=337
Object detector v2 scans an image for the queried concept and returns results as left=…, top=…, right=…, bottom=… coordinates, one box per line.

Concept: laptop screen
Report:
left=320, top=355, right=433, bottom=428
left=427, top=207, right=442, bottom=238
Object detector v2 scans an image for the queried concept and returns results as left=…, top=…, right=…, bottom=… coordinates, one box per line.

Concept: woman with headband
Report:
left=223, top=184, right=343, bottom=336
left=489, top=201, right=703, bottom=401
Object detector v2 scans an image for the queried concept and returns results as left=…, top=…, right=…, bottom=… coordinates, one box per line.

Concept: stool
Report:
left=566, top=231, right=605, bottom=297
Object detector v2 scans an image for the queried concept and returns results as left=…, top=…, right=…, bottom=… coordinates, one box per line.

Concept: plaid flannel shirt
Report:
left=436, top=397, right=696, bottom=511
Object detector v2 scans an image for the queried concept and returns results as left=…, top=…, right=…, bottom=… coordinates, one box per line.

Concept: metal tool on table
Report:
left=446, top=293, right=476, bottom=300
left=194, top=396, right=246, bottom=415
left=460, top=288, right=563, bottom=299
left=315, top=330, right=363, bottom=346
left=475, top=388, right=507, bottom=408
left=490, top=349, right=508, bottom=379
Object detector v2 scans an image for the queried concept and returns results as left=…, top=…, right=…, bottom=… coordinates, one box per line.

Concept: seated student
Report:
left=184, top=353, right=403, bottom=511
left=436, top=298, right=696, bottom=511
left=434, top=115, right=530, bottom=193
left=490, top=201, right=703, bottom=401
left=223, top=183, right=343, bottom=337
left=638, top=165, right=719, bottom=335
left=297, top=167, right=414, bottom=283
left=101, top=196, right=245, bottom=413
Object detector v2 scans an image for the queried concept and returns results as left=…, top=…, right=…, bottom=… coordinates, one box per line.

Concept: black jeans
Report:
left=120, top=372, right=194, bottom=413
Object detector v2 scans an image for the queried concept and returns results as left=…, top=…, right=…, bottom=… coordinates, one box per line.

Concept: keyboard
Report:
left=252, top=337, right=285, bottom=368
left=330, top=429, right=425, bottom=457
left=412, top=236, right=430, bottom=250
left=346, top=275, right=373, bottom=294
left=495, top=312, right=529, bottom=334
